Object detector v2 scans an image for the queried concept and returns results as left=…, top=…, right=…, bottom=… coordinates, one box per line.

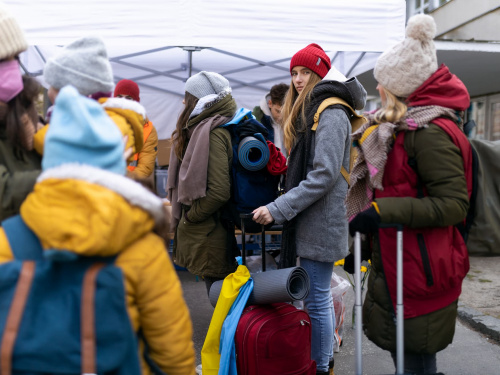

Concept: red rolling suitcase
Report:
left=234, top=214, right=316, bottom=375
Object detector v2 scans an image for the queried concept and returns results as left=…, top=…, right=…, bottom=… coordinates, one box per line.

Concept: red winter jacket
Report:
left=375, top=65, right=472, bottom=319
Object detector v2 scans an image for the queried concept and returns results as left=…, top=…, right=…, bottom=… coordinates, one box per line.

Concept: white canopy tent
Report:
left=6, top=0, right=405, bottom=139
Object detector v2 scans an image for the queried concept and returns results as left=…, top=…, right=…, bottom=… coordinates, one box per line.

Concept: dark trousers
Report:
left=204, top=276, right=224, bottom=296
left=391, top=352, right=437, bottom=374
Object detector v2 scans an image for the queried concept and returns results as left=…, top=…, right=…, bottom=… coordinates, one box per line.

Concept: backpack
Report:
left=404, top=119, right=500, bottom=255
left=0, top=215, right=141, bottom=375
left=313, top=97, right=367, bottom=186
left=220, top=108, right=281, bottom=234
left=462, top=128, right=500, bottom=255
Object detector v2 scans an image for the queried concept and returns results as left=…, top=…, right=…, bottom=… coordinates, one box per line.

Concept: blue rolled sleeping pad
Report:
left=237, top=132, right=269, bottom=171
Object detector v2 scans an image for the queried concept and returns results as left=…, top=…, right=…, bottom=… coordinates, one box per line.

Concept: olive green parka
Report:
left=364, top=124, right=469, bottom=354
left=173, top=94, right=238, bottom=278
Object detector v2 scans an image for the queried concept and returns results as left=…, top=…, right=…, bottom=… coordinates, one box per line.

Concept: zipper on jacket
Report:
left=417, top=234, right=434, bottom=287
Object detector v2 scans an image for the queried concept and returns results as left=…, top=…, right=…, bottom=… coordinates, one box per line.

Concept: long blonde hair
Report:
left=373, top=87, right=407, bottom=124
left=282, top=72, right=322, bottom=151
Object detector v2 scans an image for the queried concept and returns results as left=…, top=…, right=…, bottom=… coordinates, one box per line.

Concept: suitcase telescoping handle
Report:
left=240, top=213, right=266, bottom=272
left=354, top=224, right=405, bottom=375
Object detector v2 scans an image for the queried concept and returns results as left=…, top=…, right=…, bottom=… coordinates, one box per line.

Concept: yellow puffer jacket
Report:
left=128, top=120, right=158, bottom=178
left=33, top=97, right=145, bottom=164
left=100, top=97, right=145, bottom=162
left=0, top=164, right=195, bottom=375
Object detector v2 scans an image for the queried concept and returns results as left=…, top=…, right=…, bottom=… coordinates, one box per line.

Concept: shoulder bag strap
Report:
left=2, top=215, right=43, bottom=260
left=312, top=98, right=367, bottom=185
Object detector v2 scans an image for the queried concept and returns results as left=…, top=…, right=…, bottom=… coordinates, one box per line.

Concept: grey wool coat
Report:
left=266, top=107, right=352, bottom=263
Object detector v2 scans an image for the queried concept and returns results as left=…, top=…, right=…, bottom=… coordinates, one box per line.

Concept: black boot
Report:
left=316, top=359, right=334, bottom=375
left=329, top=358, right=334, bottom=375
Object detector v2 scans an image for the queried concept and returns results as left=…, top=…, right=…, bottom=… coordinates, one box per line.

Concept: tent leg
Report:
left=188, top=50, right=193, bottom=77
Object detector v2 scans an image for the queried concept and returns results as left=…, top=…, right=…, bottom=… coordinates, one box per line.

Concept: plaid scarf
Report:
left=346, top=105, right=463, bottom=220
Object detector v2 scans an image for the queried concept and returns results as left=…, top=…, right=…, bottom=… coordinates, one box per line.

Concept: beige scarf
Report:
left=167, top=115, right=231, bottom=231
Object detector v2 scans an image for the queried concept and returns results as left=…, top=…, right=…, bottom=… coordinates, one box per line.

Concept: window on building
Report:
left=411, top=0, right=452, bottom=14
left=414, top=0, right=431, bottom=14
left=491, top=100, right=500, bottom=141
left=467, top=99, right=487, bottom=139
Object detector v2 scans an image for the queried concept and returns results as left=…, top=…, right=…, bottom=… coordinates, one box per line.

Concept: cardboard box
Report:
left=157, top=138, right=172, bottom=166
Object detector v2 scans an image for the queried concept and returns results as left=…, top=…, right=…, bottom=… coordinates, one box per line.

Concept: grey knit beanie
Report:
left=374, top=14, right=438, bottom=98
left=185, top=71, right=230, bottom=99
left=0, top=3, right=28, bottom=60
left=43, top=36, right=114, bottom=96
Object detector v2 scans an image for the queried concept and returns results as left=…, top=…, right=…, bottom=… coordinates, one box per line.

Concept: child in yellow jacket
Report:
left=34, top=36, right=144, bottom=164
left=0, top=86, right=195, bottom=375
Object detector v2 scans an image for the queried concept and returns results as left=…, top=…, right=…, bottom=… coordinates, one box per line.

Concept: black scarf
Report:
left=279, top=81, right=354, bottom=268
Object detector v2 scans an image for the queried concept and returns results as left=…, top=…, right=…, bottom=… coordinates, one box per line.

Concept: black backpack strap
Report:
left=404, top=131, right=425, bottom=199
left=2, top=215, right=43, bottom=260
left=462, top=144, right=479, bottom=242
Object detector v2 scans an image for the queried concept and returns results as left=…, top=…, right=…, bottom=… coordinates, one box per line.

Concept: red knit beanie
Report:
left=114, top=79, right=140, bottom=102
left=290, top=43, right=331, bottom=79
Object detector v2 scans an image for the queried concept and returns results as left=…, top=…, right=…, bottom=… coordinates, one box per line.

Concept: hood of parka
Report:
left=20, top=164, right=165, bottom=257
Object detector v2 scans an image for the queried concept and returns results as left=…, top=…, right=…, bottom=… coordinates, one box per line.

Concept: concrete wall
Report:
left=430, top=0, right=500, bottom=41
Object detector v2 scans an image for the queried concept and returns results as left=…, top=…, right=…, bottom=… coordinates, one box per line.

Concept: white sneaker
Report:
left=195, top=364, right=202, bottom=375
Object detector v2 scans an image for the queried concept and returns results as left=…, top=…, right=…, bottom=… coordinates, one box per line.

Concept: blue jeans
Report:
left=300, top=257, right=335, bottom=372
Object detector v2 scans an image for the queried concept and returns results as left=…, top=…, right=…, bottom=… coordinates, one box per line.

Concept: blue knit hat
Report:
left=42, top=85, right=126, bottom=175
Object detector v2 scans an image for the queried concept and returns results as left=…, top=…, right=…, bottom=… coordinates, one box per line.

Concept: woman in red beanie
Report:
left=253, top=43, right=367, bottom=374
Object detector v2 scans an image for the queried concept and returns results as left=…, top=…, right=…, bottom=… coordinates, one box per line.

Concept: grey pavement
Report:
left=177, top=256, right=500, bottom=374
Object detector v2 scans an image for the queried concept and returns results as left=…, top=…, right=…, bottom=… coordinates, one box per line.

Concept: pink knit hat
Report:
left=290, top=43, right=331, bottom=79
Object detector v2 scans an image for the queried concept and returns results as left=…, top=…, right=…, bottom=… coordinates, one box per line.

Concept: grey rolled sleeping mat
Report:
left=209, top=266, right=310, bottom=308
left=208, top=213, right=310, bottom=308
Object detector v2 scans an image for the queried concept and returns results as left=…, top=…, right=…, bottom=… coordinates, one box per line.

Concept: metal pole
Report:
left=241, top=216, right=246, bottom=265
left=355, top=232, right=363, bottom=375
left=188, top=50, right=193, bottom=78
left=396, top=229, right=404, bottom=374
left=261, top=226, right=266, bottom=272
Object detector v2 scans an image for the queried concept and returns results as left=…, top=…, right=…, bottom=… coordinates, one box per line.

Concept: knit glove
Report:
left=348, top=206, right=381, bottom=237
left=343, top=248, right=372, bottom=274
left=343, top=253, right=355, bottom=274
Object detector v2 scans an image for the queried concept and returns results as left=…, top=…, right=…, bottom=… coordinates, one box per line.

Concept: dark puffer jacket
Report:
left=0, top=113, right=41, bottom=221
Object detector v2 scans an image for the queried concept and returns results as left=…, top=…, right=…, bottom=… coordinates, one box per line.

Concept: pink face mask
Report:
left=0, top=59, right=24, bottom=103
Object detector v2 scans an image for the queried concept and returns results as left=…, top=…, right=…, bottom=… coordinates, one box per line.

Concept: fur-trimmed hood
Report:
left=189, top=88, right=232, bottom=119
left=99, top=97, right=146, bottom=161
left=20, top=164, right=165, bottom=257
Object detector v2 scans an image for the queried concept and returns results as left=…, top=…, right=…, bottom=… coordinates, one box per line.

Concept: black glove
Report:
left=343, top=248, right=371, bottom=274
left=343, top=253, right=355, bottom=274
left=349, top=206, right=381, bottom=237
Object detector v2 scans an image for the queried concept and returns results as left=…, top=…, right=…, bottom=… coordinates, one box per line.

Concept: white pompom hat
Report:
left=374, top=14, right=438, bottom=98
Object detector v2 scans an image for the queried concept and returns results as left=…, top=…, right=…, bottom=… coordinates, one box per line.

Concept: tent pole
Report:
left=188, top=50, right=193, bottom=77
left=181, top=46, right=203, bottom=78
left=346, top=52, right=366, bottom=77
